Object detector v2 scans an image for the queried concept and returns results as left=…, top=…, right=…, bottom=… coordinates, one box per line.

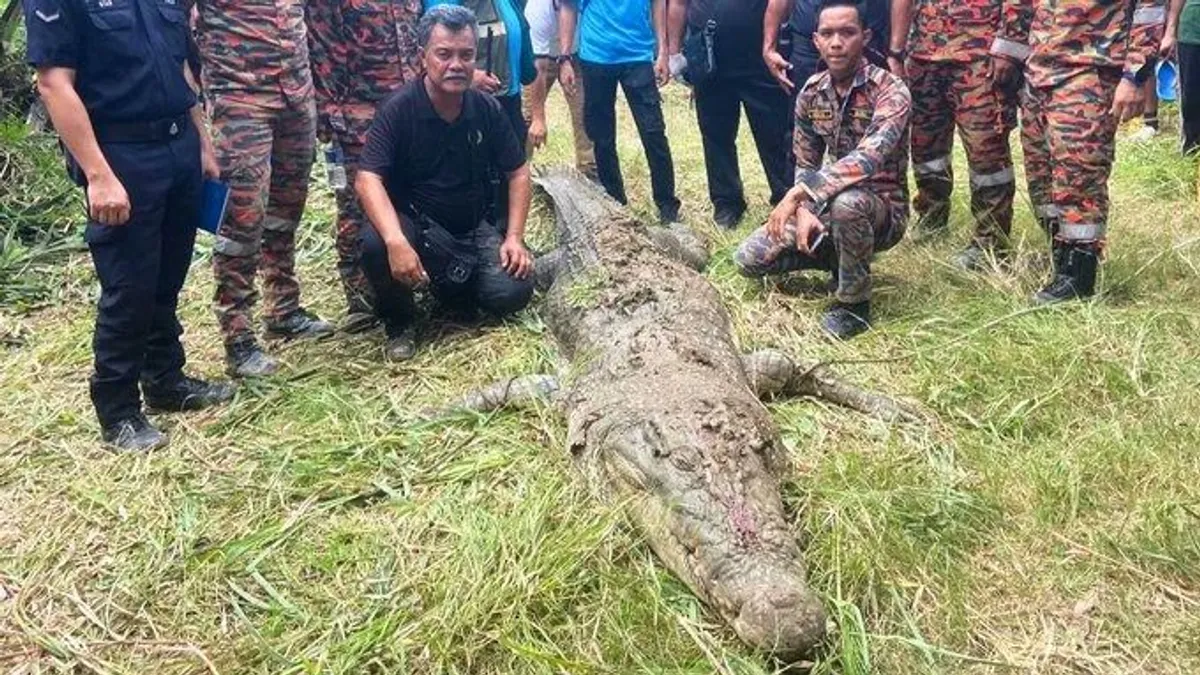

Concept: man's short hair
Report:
left=816, top=0, right=865, bottom=28
left=418, top=5, right=479, bottom=48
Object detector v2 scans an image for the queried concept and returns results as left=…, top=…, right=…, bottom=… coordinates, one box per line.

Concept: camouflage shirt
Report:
left=794, top=61, right=912, bottom=222
left=1017, top=0, right=1166, bottom=88
left=306, top=0, right=423, bottom=140
left=909, top=0, right=1032, bottom=63
left=196, top=0, right=313, bottom=103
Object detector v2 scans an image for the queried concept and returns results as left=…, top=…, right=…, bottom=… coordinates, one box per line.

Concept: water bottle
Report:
left=324, top=143, right=347, bottom=191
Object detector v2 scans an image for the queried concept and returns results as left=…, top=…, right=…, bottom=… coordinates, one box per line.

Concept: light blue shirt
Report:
left=424, top=0, right=524, bottom=97
left=578, top=0, right=656, bottom=65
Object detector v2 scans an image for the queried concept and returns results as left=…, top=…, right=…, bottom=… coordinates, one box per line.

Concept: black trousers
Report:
left=1178, top=43, right=1200, bottom=155
left=693, top=66, right=792, bottom=210
left=360, top=215, right=534, bottom=335
left=85, top=124, right=202, bottom=427
left=579, top=60, right=680, bottom=217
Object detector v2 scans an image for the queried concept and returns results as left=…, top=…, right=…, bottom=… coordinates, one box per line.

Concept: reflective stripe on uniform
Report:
left=1034, top=204, right=1062, bottom=219
left=1059, top=222, right=1103, bottom=241
left=263, top=215, right=297, bottom=232
left=213, top=236, right=259, bottom=257
left=1133, top=6, right=1166, bottom=25
left=990, top=38, right=1031, bottom=62
left=913, top=156, right=951, bottom=176
left=970, top=166, right=1015, bottom=188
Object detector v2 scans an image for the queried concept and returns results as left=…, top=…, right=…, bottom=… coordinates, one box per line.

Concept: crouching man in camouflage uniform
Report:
left=734, top=0, right=911, bottom=340
left=197, top=0, right=334, bottom=377
left=1018, top=0, right=1165, bottom=304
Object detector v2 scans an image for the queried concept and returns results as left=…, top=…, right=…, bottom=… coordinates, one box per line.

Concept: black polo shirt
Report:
left=23, top=0, right=197, bottom=123
left=361, top=79, right=526, bottom=236
left=686, top=0, right=768, bottom=76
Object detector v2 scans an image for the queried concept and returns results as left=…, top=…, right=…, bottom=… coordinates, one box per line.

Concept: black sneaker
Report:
left=101, top=414, right=168, bottom=452
left=384, top=326, right=418, bottom=362
left=226, top=340, right=280, bottom=378
left=144, top=376, right=237, bottom=412
left=820, top=301, right=871, bottom=340
left=264, top=308, right=336, bottom=341
left=713, top=204, right=745, bottom=229
left=1033, top=244, right=1097, bottom=306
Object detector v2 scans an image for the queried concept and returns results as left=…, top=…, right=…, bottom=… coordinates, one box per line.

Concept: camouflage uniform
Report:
left=735, top=62, right=912, bottom=305
left=905, top=0, right=1030, bottom=247
left=1017, top=0, right=1166, bottom=244
left=196, top=0, right=317, bottom=346
left=306, top=0, right=423, bottom=314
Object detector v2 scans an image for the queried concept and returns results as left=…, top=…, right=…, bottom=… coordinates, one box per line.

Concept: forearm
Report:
left=356, top=171, right=410, bottom=247
left=1167, top=0, right=1185, bottom=38
left=529, top=59, right=551, bottom=123
left=1127, top=0, right=1168, bottom=76
left=889, top=0, right=912, bottom=53
left=558, top=3, right=578, bottom=56
left=763, top=0, right=787, bottom=55
left=667, top=0, right=687, bottom=54
left=183, top=65, right=216, bottom=156
left=505, top=165, right=532, bottom=241
left=652, top=0, right=668, bottom=56
left=37, top=71, right=113, bottom=182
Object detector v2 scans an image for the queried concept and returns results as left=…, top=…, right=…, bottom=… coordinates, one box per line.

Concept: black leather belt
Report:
left=93, top=114, right=191, bottom=144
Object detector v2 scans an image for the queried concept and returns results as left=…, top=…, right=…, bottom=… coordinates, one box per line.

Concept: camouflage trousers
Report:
left=521, top=59, right=597, bottom=175
left=734, top=188, right=903, bottom=304
left=1020, top=68, right=1120, bottom=244
left=209, top=92, right=316, bottom=346
left=330, top=123, right=374, bottom=315
left=907, top=57, right=1017, bottom=245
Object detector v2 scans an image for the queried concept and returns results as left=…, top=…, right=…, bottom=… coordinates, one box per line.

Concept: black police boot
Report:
left=658, top=202, right=682, bottom=225
left=226, top=339, right=280, bottom=378
left=341, top=309, right=379, bottom=335
left=144, top=375, right=237, bottom=412
left=101, top=413, right=168, bottom=452
left=820, top=300, right=871, bottom=340
left=953, top=241, right=1008, bottom=272
left=264, top=307, right=336, bottom=341
left=384, top=325, right=418, bottom=362
left=1033, top=243, right=1098, bottom=306
left=713, top=203, right=746, bottom=229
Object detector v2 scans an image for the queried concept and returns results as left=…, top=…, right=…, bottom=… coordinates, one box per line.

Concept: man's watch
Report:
left=888, top=47, right=907, bottom=61
left=555, top=53, right=576, bottom=66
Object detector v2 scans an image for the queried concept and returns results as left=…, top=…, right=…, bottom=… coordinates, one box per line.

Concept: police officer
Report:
left=24, top=0, right=236, bottom=451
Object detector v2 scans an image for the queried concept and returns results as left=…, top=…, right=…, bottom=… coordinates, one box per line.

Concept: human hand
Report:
left=387, top=239, right=429, bottom=288
left=655, top=52, right=670, bottom=87
left=200, top=141, right=220, bottom=180
left=794, top=206, right=825, bottom=255
left=473, top=71, right=502, bottom=94
left=766, top=189, right=802, bottom=243
left=87, top=171, right=132, bottom=226
left=764, top=50, right=794, bottom=93
left=499, top=236, right=533, bottom=279
left=1162, top=33, right=1178, bottom=61
left=668, top=52, right=687, bottom=82
left=1111, top=78, right=1146, bottom=123
left=529, top=118, right=547, bottom=150
left=559, top=59, right=577, bottom=91
left=887, top=55, right=907, bottom=80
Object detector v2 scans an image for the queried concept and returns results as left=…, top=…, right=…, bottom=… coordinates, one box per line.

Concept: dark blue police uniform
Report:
left=24, top=0, right=204, bottom=429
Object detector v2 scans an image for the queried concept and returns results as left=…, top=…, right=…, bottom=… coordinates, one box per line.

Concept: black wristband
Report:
left=888, top=48, right=907, bottom=61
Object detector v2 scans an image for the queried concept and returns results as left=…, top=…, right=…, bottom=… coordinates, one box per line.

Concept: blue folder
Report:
left=199, top=179, right=230, bottom=234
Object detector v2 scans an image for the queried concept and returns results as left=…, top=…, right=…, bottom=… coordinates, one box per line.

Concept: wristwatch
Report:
left=555, top=53, right=576, bottom=66
left=888, top=47, right=907, bottom=61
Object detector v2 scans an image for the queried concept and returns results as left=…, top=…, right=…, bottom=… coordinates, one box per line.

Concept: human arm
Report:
left=1113, top=0, right=1167, bottom=121
left=182, top=64, right=219, bottom=179
left=527, top=58, right=552, bottom=150
left=500, top=164, right=534, bottom=278
left=1163, top=0, right=1185, bottom=58
left=888, top=0, right=912, bottom=77
left=762, top=0, right=794, bottom=92
left=652, top=0, right=670, bottom=86
left=765, top=92, right=827, bottom=245
left=557, top=0, right=579, bottom=88
left=666, top=0, right=688, bottom=79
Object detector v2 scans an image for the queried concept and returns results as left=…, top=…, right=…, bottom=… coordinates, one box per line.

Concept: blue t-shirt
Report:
left=578, top=0, right=657, bottom=65
left=425, top=0, right=523, bottom=97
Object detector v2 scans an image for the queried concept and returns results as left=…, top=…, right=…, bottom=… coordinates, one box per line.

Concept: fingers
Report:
left=93, top=199, right=131, bottom=225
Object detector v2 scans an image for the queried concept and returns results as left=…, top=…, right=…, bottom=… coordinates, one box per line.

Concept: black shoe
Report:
left=101, top=414, right=167, bottom=452
left=713, top=204, right=745, bottom=229
left=820, top=301, right=871, bottom=340
left=226, top=340, right=280, bottom=378
left=341, top=311, right=379, bottom=334
left=264, top=308, right=336, bottom=341
left=659, top=203, right=682, bottom=225
left=384, top=326, right=418, bottom=362
left=1033, top=244, right=1098, bottom=305
left=144, top=376, right=237, bottom=412
left=953, top=242, right=1007, bottom=272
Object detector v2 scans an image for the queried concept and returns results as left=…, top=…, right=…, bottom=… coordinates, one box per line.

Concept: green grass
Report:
left=2, top=85, right=1199, bottom=674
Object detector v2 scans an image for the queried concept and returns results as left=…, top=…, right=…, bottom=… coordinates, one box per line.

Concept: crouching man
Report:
left=734, top=0, right=911, bottom=340
left=356, top=5, right=535, bottom=361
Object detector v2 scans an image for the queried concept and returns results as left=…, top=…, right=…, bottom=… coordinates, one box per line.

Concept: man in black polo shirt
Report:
left=357, top=5, right=535, bottom=361
left=668, top=0, right=792, bottom=228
